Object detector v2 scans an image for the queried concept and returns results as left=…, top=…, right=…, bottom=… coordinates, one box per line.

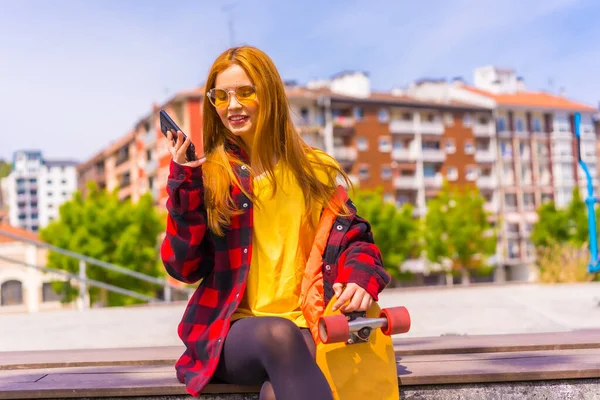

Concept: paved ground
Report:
left=1, top=282, right=599, bottom=352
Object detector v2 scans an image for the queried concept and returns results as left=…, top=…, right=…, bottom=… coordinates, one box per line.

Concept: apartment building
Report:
left=77, top=89, right=205, bottom=208
left=6, top=151, right=78, bottom=231
left=288, top=72, right=498, bottom=218
left=408, top=66, right=598, bottom=281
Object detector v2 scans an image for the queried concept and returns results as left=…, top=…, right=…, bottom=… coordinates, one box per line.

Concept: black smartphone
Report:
left=159, top=110, right=197, bottom=161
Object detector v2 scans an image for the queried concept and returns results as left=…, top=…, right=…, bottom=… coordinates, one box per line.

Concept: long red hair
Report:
left=201, top=46, right=351, bottom=236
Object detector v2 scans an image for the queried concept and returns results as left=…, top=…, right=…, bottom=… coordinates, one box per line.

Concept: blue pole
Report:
left=574, top=112, right=600, bottom=273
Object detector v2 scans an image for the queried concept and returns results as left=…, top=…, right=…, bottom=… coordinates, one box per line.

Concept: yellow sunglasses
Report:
left=206, top=85, right=257, bottom=109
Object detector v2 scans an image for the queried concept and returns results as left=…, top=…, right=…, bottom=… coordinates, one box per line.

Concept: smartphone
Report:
left=159, top=110, right=197, bottom=161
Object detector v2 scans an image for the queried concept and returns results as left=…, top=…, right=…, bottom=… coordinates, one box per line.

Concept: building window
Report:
left=381, top=166, right=392, bottom=180
left=358, top=166, right=369, bottom=180
left=353, top=107, right=364, bottom=121
left=507, top=223, right=520, bottom=235
left=508, top=241, right=520, bottom=259
left=500, top=140, right=512, bottom=157
left=516, top=118, right=524, bottom=132
left=357, top=137, right=368, bottom=151
left=42, top=282, right=63, bottom=302
left=447, top=166, right=458, bottom=181
left=444, top=113, right=454, bottom=126
left=378, top=108, right=390, bottom=123
left=463, top=113, right=472, bottom=127
left=465, top=166, right=478, bottom=181
left=393, top=140, right=405, bottom=150
left=523, top=193, right=535, bottom=210
left=541, top=193, right=553, bottom=204
left=1, top=280, right=23, bottom=306
left=533, top=118, right=542, bottom=132
left=422, top=141, right=441, bottom=150
left=464, top=141, right=475, bottom=154
left=423, top=164, right=436, bottom=177
left=505, top=193, right=518, bottom=210
left=379, top=137, right=392, bottom=152
left=497, top=118, right=506, bottom=132
left=445, top=139, right=456, bottom=153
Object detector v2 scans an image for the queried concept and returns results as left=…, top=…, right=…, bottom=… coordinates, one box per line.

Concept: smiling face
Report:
left=212, top=64, right=259, bottom=147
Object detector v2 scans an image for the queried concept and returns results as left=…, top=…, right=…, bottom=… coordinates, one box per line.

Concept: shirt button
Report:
left=325, top=265, right=331, bottom=271
left=336, top=225, right=343, bottom=231
left=243, top=248, right=248, bottom=254
left=178, top=174, right=185, bottom=180
left=242, top=203, right=248, bottom=208
left=241, top=165, right=247, bottom=170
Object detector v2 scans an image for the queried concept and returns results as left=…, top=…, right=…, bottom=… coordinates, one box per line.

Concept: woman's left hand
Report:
left=331, top=283, right=373, bottom=313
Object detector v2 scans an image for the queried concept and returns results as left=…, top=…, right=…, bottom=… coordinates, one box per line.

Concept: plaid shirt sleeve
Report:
left=334, top=213, right=391, bottom=301
left=160, top=160, right=214, bottom=284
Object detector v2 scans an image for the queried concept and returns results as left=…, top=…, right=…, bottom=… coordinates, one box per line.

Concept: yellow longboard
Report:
left=315, top=299, right=410, bottom=400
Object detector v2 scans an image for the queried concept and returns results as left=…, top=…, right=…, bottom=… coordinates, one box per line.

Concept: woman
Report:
left=161, top=45, right=390, bottom=400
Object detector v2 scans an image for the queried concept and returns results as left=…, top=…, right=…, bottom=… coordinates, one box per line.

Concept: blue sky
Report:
left=1, top=0, right=599, bottom=162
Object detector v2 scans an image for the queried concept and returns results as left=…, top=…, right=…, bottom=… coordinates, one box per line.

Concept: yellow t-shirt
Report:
left=231, top=150, right=338, bottom=327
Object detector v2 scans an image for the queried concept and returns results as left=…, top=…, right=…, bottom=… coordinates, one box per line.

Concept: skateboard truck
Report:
left=318, top=306, right=411, bottom=345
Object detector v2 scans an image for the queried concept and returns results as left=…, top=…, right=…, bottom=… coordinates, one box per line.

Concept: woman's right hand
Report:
left=166, top=130, right=206, bottom=168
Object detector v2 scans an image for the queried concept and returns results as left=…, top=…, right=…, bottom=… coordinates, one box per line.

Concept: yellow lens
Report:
left=236, top=86, right=256, bottom=102
left=212, top=89, right=228, bottom=108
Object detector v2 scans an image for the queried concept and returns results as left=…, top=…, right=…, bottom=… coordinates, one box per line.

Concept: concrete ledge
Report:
left=31, top=379, right=600, bottom=400
left=400, top=379, right=600, bottom=400
left=2, top=330, right=600, bottom=399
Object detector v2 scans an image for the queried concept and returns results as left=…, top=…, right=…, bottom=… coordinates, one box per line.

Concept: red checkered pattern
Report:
left=160, top=142, right=390, bottom=397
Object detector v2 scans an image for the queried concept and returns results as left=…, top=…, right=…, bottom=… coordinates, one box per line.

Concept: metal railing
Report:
left=0, top=229, right=195, bottom=309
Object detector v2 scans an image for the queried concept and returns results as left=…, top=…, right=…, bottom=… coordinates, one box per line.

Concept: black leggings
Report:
left=214, top=316, right=333, bottom=400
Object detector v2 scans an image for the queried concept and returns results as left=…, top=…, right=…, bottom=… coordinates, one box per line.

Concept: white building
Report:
left=408, top=67, right=598, bottom=282
left=7, top=150, right=78, bottom=231
left=0, top=223, right=72, bottom=313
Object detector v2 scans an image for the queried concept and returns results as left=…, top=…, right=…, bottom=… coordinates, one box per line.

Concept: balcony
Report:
left=551, top=130, right=572, bottom=140
left=423, top=174, right=443, bottom=188
left=333, top=146, right=358, bottom=161
left=538, top=175, right=552, bottom=186
left=333, top=146, right=357, bottom=170
left=580, top=126, right=596, bottom=140
left=474, top=149, right=496, bottom=163
left=145, top=130, right=157, bottom=147
left=421, top=149, right=446, bottom=163
left=484, top=200, right=500, bottom=214
left=392, top=148, right=416, bottom=162
left=333, top=116, right=356, bottom=136
left=389, top=120, right=416, bottom=134
left=394, top=176, right=419, bottom=190
left=473, top=122, right=495, bottom=137
left=477, top=175, right=498, bottom=189
left=554, top=153, right=574, bottom=163
left=145, top=160, right=157, bottom=175
left=420, top=121, right=444, bottom=135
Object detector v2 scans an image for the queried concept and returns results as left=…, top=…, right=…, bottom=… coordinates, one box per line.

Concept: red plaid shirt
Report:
left=160, top=143, right=390, bottom=397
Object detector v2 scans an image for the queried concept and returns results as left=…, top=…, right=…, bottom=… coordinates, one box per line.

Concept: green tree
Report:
left=531, top=187, right=597, bottom=248
left=0, top=159, right=11, bottom=178
left=531, top=187, right=599, bottom=282
left=423, top=183, right=497, bottom=284
left=39, top=182, right=166, bottom=307
left=351, top=187, right=421, bottom=282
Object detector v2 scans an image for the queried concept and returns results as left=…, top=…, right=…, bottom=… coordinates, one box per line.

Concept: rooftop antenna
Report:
left=221, top=3, right=237, bottom=47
